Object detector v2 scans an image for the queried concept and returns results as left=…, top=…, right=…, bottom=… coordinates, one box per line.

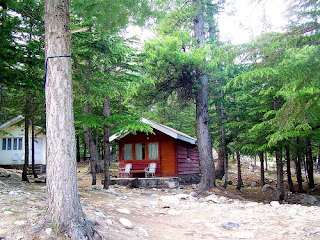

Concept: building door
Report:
left=160, top=140, right=175, bottom=176
left=34, top=138, right=43, bottom=164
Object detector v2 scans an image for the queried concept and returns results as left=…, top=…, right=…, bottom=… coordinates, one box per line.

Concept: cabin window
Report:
left=2, top=139, right=6, bottom=150
left=187, top=146, right=191, bottom=160
left=123, top=144, right=133, bottom=160
left=135, top=143, right=145, bottom=160
left=7, top=138, right=12, bottom=150
left=18, top=138, right=23, bottom=150
left=148, top=143, right=159, bottom=160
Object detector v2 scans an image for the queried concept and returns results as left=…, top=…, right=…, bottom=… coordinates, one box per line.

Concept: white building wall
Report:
left=0, top=125, right=46, bottom=165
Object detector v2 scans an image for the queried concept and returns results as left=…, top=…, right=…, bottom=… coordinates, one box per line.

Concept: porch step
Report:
left=27, top=165, right=46, bottom=175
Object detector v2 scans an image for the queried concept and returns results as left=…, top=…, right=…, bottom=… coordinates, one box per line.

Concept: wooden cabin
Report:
left=109, top=118, right=199, bottom=178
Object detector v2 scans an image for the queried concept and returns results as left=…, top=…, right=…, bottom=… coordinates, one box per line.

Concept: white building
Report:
left=0, top=115, right=46, bottom=166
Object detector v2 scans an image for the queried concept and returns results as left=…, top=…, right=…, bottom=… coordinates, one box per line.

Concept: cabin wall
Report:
left=118, top=129, right=171, bottom=177
left=176, top=141, right=199, bottom=176
left=0, top=125, right=46, bottom=165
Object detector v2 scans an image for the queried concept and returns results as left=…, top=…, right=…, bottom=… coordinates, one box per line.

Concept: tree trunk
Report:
left=31, top=124, right=38, bottom=178
left=22, top=99, right=30, bottom=182
left=317, top=147, right=320, bottom=172
left=83, top=103, right=98, bottom=185
left=276, top=149, right=285, bottom=201
left=103, top=96, right=111, bottom=190
left=76, top=135, right=81, bottom=163
left=295, top=137, right=304, bottom=193
left=44, top=0, right=92, bottom=238
left=194, top=0, right=215, bottom=190
left=265, top=152, right=268, bottom=171
left=236, top=149, right=242, bottom=190
left=259, top=151, right=265, bottom=186
left=223, top=151, right=228, bottom=188
left=285, top=145, right=295, bottom=193
left=83, top=141, right=87, bottom=161
left=306, top=138, right=314, bottom=189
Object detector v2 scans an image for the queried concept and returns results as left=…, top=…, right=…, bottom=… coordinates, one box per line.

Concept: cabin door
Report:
left=160, top=140, right=176, bottom=176
left=34, top=138, right=43, bottom=164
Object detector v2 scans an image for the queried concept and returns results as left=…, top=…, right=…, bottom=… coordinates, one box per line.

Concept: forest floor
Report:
left=0, top=159, right=320, bottom=240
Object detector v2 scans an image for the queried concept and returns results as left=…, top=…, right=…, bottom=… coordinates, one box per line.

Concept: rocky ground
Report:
left=0, top=164, right=320, bottom=240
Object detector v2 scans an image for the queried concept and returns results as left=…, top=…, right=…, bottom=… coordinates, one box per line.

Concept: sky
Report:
left=218, top=0, right=289, bottom=44
left=125, top=0, right=290, bottom=46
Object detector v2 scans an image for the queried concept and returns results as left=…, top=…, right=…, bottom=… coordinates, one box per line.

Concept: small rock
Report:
left=0, top=169, right=8, bottom=178
left=262, top=184, right=275, bottom=192
left=113, top=184, right=119, bottom=188
left=30, top=225, right=43, bottom=233
left=136, top=227, right=149, bottom=237
left=159, top=196, right=180, bottom=206
left=167, top=209, right=182, bottom=216
left=95, top=211, right=106, bottom=218
left=9, top=191, right=19, bottom=196
left=106, top=219, right=113, bottom=226
left=116, top=208, right=131, bottom=214
left=1, top=206, right=11, bottom=211
left=190, top=191, right=198, bottom=197
left=228, top=181, right=233, bottom=185
left=205, top=194, right=220, bottom=203
left=191, top=184, right=197, bottom=189
left=45, top=228, right=52, bottom=235
left=91, top=185, right=102, bottom=191
left=119, top=218, right=133, bottom=229
left=219, top=196, right=229, bottom=203
left=270, top=201, right=280, bottom=207
left=166, top=181, right=179, bottom=189
left=175, top=193, right=192, bottom=200
left=300, top=195, right=318, bottom=204
left=104, top=188, right=119, bottom=196
left=4, top=211, right=13, bottom=215
left=221, top=222, right=239, bottom=230
left=251, top=181, right=257, bottom=187
left=14, top=220, right=27, bottom=226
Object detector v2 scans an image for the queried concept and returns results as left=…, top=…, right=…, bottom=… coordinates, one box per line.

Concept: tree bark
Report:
left=223, top=151, right=228, bottom=188
left=44, top=0, right=92, bottom=238
left=285, top=145, right=295, bottom=193
left=236, top=149, right=242, bottom=190
left=194, top=0, right=215, bottom=190
left=306, top=138, right=314, bottom=189
left=265, top=152, right=268, bottom=172
left=103, top=96, right=111, bottom=190
left=259, top=151, right=265, bottom=186
left=83, top=103, right=98, bottom=185
left=31, top=124, right=38, bottom=178
left=22, top=98, right=30, bottom=182
left=295, top=137, right=304, bottom=193
left=276, top=149, right=285, bottom=200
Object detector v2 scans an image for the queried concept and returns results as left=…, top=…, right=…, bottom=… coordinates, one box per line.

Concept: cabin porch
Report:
left=107, top=176, right=200, bottom=188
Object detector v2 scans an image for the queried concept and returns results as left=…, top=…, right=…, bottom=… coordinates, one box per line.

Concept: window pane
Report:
left=123, top=144, right=133, bottom=160
left=18, top=138, right=23, bottom=150
left=135, top=143, right=145, bottom=160
left=13, top=138, right=18, bottom=150
left=7, top=138, right=12, bottom=150
left=148, top=143, right=159, bottom=160
left=187, top=147, right=190, bottom=159
left=2, top=139, right=6, bottom=150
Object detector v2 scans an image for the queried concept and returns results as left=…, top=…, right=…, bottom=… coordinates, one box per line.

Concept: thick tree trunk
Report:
left=22, top=99, right=30, bottom=182
left=194, top=0, right=215, bottom=190
left=44, top=1, right=92, bottom=238
left=295, top=137, right=304, bottom=193
left=285, top=146, right=295, bottom=193
left=236, top=149, right=242, bottom=190
left=276, top=149, right=285, bottom=200
left=103, top=97, right=111, bottom=190
left=31, top=124, right=38, bottom=178
left=216, top=147, right=225, bottom=179
left=306, top=138, right=315, bottom=189
left=83, top=103, right=98, bottom=185
left=259, top=151, right=265, bottom=186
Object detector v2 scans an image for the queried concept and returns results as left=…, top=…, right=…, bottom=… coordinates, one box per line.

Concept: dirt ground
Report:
left=0, top=160, right=319, bottom=240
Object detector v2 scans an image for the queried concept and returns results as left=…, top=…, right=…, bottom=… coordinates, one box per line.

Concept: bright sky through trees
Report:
left=218, top=0, right=289, bottom=44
